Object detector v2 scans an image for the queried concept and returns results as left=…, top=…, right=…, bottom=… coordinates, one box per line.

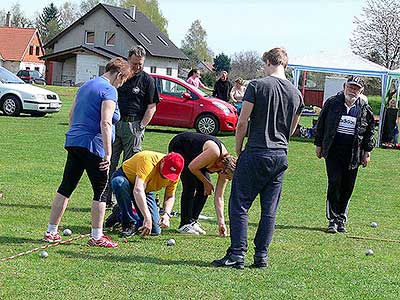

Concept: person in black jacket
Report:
left=314, top=76, right=375, bottom=234
left=213, top=71, right=233, bottom=101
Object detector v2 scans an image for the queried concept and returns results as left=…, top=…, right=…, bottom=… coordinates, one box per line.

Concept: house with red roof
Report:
left=0, top=27, right=45, bottom=75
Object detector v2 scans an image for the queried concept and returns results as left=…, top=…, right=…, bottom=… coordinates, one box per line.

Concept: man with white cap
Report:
left=314, top=75, right=375, bottom=234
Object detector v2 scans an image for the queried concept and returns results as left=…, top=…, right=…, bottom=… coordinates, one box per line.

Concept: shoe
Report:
left=251, top=256, right=268, bottom=268
left=105, top=208, right=121, bottom=228
left=212, top=253, right=245, bottom=269
left=87, top=235, right=118, bottom=248
left=42, top=232, right=62, bottom=243
left=191, top=221, right=206, bottom=235
left=337, top=220, right=346, bottom=233
left=327, top=221, right=338, bottom=233
left=120, top=223, right=137, bottom=238
left=177, top=224, right=199, bottom=235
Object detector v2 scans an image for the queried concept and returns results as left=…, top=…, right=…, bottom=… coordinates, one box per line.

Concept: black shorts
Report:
left=57, top=147, right=109, bottom=202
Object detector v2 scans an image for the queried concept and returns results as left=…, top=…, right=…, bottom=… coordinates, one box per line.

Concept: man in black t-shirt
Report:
left=106, top=45, right=160, bottom=208
left=212, top=48, right=304, bottom=269
left=212, top=71, right=233, bottom=102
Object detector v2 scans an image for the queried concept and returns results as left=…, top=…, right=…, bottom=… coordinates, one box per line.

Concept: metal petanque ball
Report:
left=40, top=250, right=49, bottom=258
left=365, top=249, right=374, bottom=256
left=166, top=238, right=176, bottom=246
left=63, top=228, right=72, bottom=236
left=370, top=222, right=378, bottom=228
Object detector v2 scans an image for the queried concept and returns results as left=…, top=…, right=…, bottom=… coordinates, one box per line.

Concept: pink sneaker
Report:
left=43, top=232, right=62, bottom=243
left=87, top=235, right=118, bottom=248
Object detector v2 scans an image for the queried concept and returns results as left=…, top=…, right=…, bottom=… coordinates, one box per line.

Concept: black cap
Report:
left=347, top=76, right=364, bottom=88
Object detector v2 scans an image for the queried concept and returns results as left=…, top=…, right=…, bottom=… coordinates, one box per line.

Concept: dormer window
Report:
left=105, top=32, right=116, bottom=46
left=85, top=31, right=95, bottom=44
left=139, top=32, right=151, bottom=44
left=157, top=35, right=168, bottom=47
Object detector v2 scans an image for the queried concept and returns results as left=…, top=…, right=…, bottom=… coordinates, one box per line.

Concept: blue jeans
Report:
left=111, top=168, right=161, bottom=235
left=228, top=148, right=288, bottom=259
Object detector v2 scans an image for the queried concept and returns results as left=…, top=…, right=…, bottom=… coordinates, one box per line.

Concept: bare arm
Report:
left=214, top=174, right=229, bottom=237
left=99, top=100, right=116, bottom=171
left=140, top=103, right=157, bottom=127
left=68, top=96, right=77, bottom=127
left=235, top=101, right=254, bottom=156
left=159, top=192, right=175, bottom=229
left=290, top=114, right=301, bottom=136
left=188, top=145, right=220, bottom=195
left=132, top=176, right=152, bottom=236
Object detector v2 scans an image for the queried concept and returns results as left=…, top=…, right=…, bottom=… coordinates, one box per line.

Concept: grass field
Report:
left=0, top=86, right=399, bottom=300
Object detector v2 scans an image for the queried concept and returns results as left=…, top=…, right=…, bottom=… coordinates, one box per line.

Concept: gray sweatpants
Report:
left=106, top=120, right=145, bottom=204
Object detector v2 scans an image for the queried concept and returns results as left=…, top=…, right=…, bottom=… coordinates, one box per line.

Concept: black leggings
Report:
left=57, top=147, right=109, bottom=202
left=179, top=167, right=210, bottom=227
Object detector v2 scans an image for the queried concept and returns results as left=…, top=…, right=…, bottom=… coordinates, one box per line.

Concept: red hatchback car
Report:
left=150, top=74, right=237, bottom=135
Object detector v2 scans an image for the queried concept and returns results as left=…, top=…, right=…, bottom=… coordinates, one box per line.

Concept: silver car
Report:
left=0, top=67, right=62, bottom=117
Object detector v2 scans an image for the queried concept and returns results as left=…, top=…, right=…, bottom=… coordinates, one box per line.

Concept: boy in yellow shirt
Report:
left=111, top=151, right=184, bottom=237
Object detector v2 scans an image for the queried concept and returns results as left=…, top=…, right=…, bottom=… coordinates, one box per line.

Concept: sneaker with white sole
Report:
left=177, top=224, right=199, bottom=235
left=43, top=232, right=62, bottom=243
left=191, top=221, right=206, bottom=235
left=87, top=235, right=118, bottom=248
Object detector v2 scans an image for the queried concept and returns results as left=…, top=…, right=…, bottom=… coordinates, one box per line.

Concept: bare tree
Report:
left=230, top=51, right=264, bottom=80
left=59, top=1, right=82, bottom=29
left=351, top=0, right=400, bottom=69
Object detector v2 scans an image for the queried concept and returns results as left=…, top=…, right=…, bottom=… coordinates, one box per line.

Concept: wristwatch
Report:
left=139, top=123, right=145, bottom=130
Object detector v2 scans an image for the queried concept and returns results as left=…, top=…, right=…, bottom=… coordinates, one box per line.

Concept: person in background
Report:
left=111, top=151, right=184, bottom=238
left=212, top=47, right=304, bottom=269
left=230, top=77, right=246, bottom=114
left=314, top=76, right=375, bottom=234
left=106, top=45, right=160, bottom=208
left=168, top=132, right=236, bottom=236
left=186, top=69, right=213, bottom=92
left=43, top=57, right=131, bottom=248
left=213, top=71, right=233, bottom=102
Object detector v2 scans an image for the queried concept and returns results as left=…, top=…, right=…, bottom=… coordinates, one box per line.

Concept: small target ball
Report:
left=365, top=249, right=374, bottom=256
left=63, top=228, right=72, bottom=236
left=166, top=238, right=176, bottom=246
left=40, top=251, right=48, bottom=258
left=370, top=222, right=378, bottom=228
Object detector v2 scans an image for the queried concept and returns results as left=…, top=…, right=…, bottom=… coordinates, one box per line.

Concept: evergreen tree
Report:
left=213, top=53, right=231, bottom=73
left=36, top=3, right=61, bottom=43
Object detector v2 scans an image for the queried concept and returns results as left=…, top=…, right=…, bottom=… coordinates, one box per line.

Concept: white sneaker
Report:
left=177, top=224, right=199, bottom=235
left=191, top=221, right=206, bottom=235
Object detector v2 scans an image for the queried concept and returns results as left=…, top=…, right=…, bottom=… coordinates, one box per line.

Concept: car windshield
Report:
left=0, top=68, right=25, bottom=84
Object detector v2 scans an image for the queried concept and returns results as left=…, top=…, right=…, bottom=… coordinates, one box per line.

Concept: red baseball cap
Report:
left=161, top=152, right=184, bottom=181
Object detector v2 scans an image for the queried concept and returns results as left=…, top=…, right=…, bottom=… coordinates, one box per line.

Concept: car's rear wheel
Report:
left=2, top=95, right=22, bottom=116
left=195, top=114, right=219, bottom=136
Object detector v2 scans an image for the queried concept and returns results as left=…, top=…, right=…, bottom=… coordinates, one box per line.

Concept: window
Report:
left=166, top=68, right=172, bottom=76
left=35, top=46, right=40, bottom=56
left=159, top=78, right=189, bottom=97
left=157, top=35, right=168, bottom=46
left=139, top=32, right=151, bottom=44
left=105, top=32, right=115, bottom=46
left=98, top=66, right=106, bottom=76
left=150, top=66, right=156, bottom=73
left=85, top=31, right=95, bottom=44
left=29, top=46, right=33, bottom=55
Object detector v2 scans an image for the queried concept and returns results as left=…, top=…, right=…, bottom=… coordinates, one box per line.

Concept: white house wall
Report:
left=53, top=8, right=137, bottom=57
left=144, top=56, right=179, bottom=77
left=19, top=62, right=46, bottom=75
left=62, top=57, right=76, bottom=85
left=75, top=54, right=109, bottom=84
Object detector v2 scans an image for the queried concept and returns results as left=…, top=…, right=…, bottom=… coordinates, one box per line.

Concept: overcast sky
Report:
left=0, top=0, right=367, bottom=58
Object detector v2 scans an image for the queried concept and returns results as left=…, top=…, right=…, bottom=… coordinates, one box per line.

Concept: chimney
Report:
left=129, top=6, right=136, bottom=20
left=5, top=11, right=11, bottom=27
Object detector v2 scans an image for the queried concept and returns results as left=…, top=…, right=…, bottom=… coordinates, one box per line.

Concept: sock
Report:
left=47, top=224, right=58, bottom=233
left=91, top=228, right=103, bottom=240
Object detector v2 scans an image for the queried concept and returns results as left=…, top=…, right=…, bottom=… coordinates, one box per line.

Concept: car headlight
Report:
left=35, top=94, right=46, bottom=101
left=212, top=102, right=230, bottom=114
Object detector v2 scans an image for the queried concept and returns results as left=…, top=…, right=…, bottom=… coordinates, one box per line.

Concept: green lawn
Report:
left=0, top=86, right=399, bottom=300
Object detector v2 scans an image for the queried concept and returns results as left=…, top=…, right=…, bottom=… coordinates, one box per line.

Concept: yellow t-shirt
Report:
left=122, top=151, right=178, bottom=195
